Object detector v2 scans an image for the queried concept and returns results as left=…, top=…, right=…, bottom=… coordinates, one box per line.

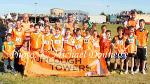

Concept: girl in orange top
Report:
left=125, top=26, right=138, bottom=75
left=99, top=25, right=107, bottom=53
left=92, top=30, right=100, bottom=51
left=74, top=28, right=83, bottom=50
left=12, top=21, right=25, bottom=47
left=83, top=29, right=93, bottom=50
left=63, top=28, right=75, bottom=52
left=51, top=28, right=63, bottom=53
left=42, top=26, right=52, bottom=52
left=30, top=24, right=44, bottom=52
left=82, top=21, right=89, bottom=37
left=111, top=26, right=129, bottom=74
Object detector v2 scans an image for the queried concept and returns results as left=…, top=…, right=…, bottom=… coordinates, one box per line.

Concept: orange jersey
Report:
left=19, top=47, right=30, bottom=65
left=30, top=32, right=43, bottom=50
left=2, top=42, right=15, bottom=60
left=128, top=19, right=137, bottom=28
left=83, top=35, right=93, bottom=50
left=63, top=35, right=74, bottom=52
left=74, top=36, right=83, bottom=50
left=43, top=33, right=52, bottom=51
left=135, top=29, right=149, bottom=47
left=81, top=30, right=86, bottom=37
left=103, top=38, right=112, bottom=54
left=92, top=37, right=100, bottom=51
left=112, top=36, right=128, bottom=53
left=127, top=35, right=137, bottom=53
left=12, top=28, right=25, bottom=46
left=51, top=34, right=63, bottom=51
left=99, top=32, right=107, bottom=52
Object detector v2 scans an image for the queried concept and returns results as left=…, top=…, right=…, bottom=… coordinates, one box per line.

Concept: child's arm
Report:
left=40, top=35, right=44, bottom=53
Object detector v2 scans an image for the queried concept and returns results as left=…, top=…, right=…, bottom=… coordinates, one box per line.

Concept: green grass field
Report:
left=0, top=24, right=150, bottom=84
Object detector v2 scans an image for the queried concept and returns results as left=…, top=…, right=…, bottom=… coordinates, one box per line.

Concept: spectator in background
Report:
left=63, top=14, right=74, bottom=35
left=0, top=19, right=7, bottom=51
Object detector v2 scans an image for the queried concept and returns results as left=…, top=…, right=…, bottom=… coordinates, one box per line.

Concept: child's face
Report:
left=55, top=22, right=61, bottom=28
left=102, top=27, right=107, bottom=33
left=45, top=27, right=50, bottom=34
left=83, top=23, right=88, bottom=29
left=129, top=28, right=134, bottom=34
left=55, top=29, right=60, bottom=35
left=23, top=42, right=28, bottom=48
left=65, top=30, right=71, bottom=36
left=34, top=26, right=40, bottom=32
left=16, top=21, right=21, bottom=29
left=139, top=21, right=145, bottom=29
left=93, top=31, right=98, bottom=37
left=118, top=30, right=123, bottom=35
left=77, top=31, right=81, bottom=36
left=7, top=36, right=12, bottom=42
left=73, top=24, right=78, bottom=29
left=106, top=32, right=111, bottom=38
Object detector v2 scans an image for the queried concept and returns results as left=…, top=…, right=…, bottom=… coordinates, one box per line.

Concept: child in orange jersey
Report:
left=74, top=28, right=83, bottom=50
left=63, top=28, right=75, bottom=52
left=83, top=29, right=93, bottom=50
left=30, top=24, right=44, bottom=52
left=135, top=19, right=149, bottom=74
left=111, top=26, right=129, bottom=75
left=103, top=30, right=112, bottom=73
left=82, top=21, right=89, bottom=37
left=2, top=34, right=16, bottom=75
left=92, top=30, right=100, bottom=51
left=73, top=21, right=79, bottom=37
left=125, top=26, right=138, bottom=75
left=51, top=28, right=63, bottom=53
left=99, top=25, right=107, bottom=53
left=19, top=40, right=30, bottom=75
left=42, top=25, right=53, bottom=52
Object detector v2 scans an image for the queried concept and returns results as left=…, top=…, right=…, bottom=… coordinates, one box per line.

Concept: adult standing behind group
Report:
left=62, top=14, right=75, bottom=35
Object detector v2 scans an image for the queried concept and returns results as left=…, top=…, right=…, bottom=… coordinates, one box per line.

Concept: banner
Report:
left=23, top=50, right=108, bottom=77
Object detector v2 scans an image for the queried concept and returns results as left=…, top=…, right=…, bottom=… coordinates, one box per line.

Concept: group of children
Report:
left=1, top=18, right=149, bottom=76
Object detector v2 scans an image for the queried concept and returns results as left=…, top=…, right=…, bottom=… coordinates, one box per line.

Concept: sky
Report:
left=0, top=0, right=150, bottom=15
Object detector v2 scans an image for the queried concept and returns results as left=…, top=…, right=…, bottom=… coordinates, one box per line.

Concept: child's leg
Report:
left=131, top=57, right=134, bottom=72
left=125, top=57, right=129, bottom=73
left=10, top=60, right=16, bottom=74
left=114, top=59, right=118, bottom=70
left=3, top=59, right=9, bottom=72
left=106, top=57, right=111, bottom=71
left=120, top=59, right=124, bottom=71
left=142, top=60, right=147, bottom=74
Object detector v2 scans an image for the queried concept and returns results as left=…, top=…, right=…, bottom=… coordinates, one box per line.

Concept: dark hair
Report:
left=101, top=25, right=106, bottom=29
left=65, top=28, right=70, bottom=31
left=85, top=28, right=91, bottom=33
left=139, top=19, right=145, bottom=23
left=83, top=21, right=88, bottom=24
left=117, top=26, right=123, bottom=32
left=68, top=13, right=73, bottom=17
left=76, top=28, right=81, bottom=33
left=128, top=26, right=134, bottom=30
left=106, top=30, right=111, bottom=33
left=130, top=10, right=136, bottom=15
left=34, top=24, right=39, bottom=27
left=55, top=19, right=60, bottom=23
left=6, top=33, right=12, bottom=37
